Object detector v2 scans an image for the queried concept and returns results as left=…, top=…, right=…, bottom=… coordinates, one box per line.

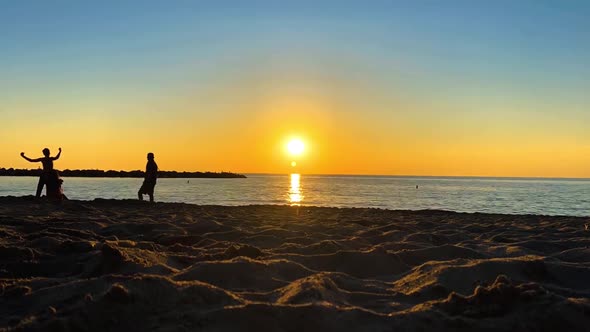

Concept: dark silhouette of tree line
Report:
left=0, top=168, right=246, bottom=178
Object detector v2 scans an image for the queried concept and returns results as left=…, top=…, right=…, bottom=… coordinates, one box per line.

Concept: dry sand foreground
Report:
left=1, top=197, right=589, bottom=331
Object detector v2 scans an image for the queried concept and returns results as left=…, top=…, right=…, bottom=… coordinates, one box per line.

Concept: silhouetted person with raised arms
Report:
left=138, top=152, right=158, bottom=202
left=20, top=147, right=61, bottom=198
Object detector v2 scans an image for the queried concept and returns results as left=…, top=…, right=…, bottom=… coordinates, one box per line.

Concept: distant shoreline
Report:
left=0, top=168, right=246, bottom=179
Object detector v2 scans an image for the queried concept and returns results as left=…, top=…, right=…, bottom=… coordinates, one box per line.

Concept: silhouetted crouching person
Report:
left=45, top=170, right=66, bottom=201
left=138, top=152, right=158, bottom=202
left=20, top=147, right=62, bottom=198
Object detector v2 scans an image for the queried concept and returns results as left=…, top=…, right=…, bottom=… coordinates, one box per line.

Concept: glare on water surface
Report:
left=288, top=173, right=303, bottom=205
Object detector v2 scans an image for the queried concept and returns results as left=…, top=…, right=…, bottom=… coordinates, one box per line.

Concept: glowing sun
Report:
left=287, top=139, right=305, bottom=156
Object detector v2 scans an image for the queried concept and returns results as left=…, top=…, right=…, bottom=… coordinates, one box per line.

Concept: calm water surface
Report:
left=1, top=175, right=589, bottom=216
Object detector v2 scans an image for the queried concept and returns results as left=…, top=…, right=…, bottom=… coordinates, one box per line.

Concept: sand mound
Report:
left=428, top=275, right=590, bottom=331
left=173, top=257, right=314, bottom=291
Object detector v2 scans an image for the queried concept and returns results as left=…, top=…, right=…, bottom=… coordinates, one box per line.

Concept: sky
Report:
left=1, top=1, right=589, bottom=177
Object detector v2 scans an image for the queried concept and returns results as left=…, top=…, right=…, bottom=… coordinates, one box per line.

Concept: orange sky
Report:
left=4, top=75, right=590, bottom=178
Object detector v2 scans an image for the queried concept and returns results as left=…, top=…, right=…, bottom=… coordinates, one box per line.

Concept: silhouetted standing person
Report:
left=20, top=148, right=61, bottom=198
left=138, top=152, right=158, bottom=202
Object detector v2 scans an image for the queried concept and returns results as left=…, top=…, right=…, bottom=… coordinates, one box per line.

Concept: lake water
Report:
left=1, top=175, right=589, bottom=216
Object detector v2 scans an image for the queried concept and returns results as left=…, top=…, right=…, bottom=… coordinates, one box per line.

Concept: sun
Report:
left=287, top=138, right=305, bottom=156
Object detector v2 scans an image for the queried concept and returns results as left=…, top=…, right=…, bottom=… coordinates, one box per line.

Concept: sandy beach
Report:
left=1, top=196, right=589, bottom=331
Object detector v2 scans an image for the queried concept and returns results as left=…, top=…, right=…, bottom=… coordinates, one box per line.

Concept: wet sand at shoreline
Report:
left=1, top=196, right=589, bottom=331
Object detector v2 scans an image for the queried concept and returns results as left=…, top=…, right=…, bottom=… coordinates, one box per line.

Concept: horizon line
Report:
left=245, top=172, right=590, bottom=180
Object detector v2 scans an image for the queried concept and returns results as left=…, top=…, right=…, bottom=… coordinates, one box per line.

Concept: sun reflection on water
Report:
left=289, top=173, right=303, bottom=205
